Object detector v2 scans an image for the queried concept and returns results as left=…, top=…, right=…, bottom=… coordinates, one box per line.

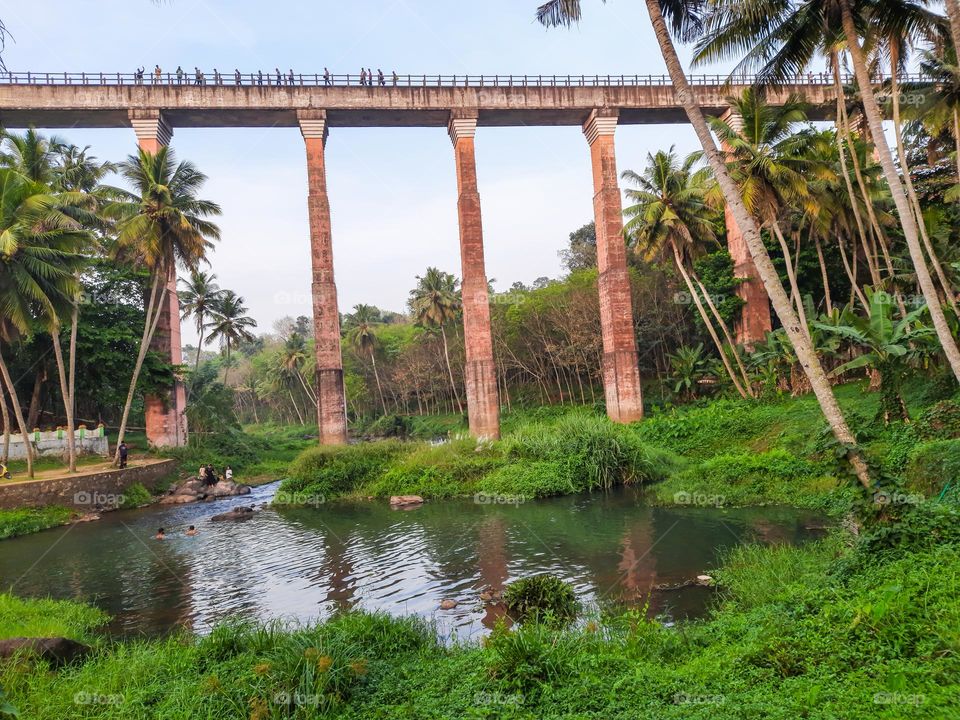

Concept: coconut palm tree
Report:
left=623, top=147, right=752, bottom=397
left=536, top=0, right=872, bottom=488
left=0, top=127, right=65, bottom=185
left=179, top=270, right=223, bottom=371
left=0, top=169, right=87, bottom=477
left=104, top=146, right=221, bottom=462
left=207, top=290, right=257, bottom=385
left=692, top=0, right=960, bottom=385
left=409, top=267, right=464, bottom=414
left=344, top=304, right=387, bottom=414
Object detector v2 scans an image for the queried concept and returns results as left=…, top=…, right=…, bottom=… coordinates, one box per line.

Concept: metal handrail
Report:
left=0, top=71, right=932, bottom=88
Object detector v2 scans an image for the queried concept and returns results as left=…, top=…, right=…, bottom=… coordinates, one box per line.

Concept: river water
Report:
left=0, top=483, right=825, bottom=642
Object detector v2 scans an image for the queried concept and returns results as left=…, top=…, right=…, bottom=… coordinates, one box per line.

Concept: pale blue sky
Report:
left=3, top=0, right=744, bottom=343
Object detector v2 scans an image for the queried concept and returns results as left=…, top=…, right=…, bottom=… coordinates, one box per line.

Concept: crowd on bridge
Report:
left=133, top=65, right=402, bottom=87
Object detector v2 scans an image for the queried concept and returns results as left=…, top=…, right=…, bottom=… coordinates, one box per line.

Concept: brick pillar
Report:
left=449, top=113, right=500, bottom=439
left=130, top=110, right=187, bottom=448
left=720, top=109, right=771, bottom=348
left=298, top=110, right=348, bottom=445
left=584, top=110, right=643, bottom=423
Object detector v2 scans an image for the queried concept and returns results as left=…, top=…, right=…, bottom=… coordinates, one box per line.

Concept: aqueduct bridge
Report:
left=0, top=72, right=878, bottom=446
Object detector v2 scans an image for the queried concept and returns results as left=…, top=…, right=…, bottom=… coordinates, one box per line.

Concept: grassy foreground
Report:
left=1, top=514, right=957, bottom=718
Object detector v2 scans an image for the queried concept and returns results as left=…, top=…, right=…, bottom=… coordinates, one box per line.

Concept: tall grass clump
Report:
left=0, top=593, right=108, bottom=641
left=0, top=507, right=75, bottom=541
left=506, top=413, right=680, bottom=491
left=279, top=441, right=405, bottom=501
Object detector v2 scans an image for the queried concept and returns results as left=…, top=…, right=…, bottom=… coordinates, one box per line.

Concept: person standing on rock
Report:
left=225, top=466, right=233, bottom=483
left=118, top=442, right=128, bottom=469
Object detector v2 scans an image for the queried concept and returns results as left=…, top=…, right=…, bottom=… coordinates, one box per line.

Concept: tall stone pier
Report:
left=719, top=109, right=771, bottom=348
left=583, top=109, right=644, bottom=423
left=130, top=110, right=188, bottom=448
left=449, top=113, right=500, bottom=439
left=298, top=110, right=348, bottom=444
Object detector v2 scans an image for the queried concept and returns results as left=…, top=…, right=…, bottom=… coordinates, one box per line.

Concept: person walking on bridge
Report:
left=378, top=68, right=385, bottom=86
left=257, top=70, right=263, bottom=86
left=176, top=65, right=184, bottom=84
left=288, top=68, right=295, bottom=85
left=360, top=67, right=367, bottom=86
left=392, top=70, right=398, bottom=86
left=275, top=68, right=282, bottom=86
left=153, top=65, right=161, bottom=84
left=324, top=67, right=331, bottom=85
left=135, top=67, right=144, bottom=84
left=235, top=69, right=242, bottom=85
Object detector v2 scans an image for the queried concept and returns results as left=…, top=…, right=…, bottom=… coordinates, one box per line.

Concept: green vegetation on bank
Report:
left=2, top=506, right=957, bottom=718
left=0, top=506, right=76, bottom=540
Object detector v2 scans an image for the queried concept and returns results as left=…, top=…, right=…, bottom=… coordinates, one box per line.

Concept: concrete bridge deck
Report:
left=0, top=72, right=910, bottom=129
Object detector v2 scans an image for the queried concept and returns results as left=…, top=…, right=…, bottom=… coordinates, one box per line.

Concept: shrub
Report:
left=485, top=621, right=584, bottom=692
left=904, top=439, right=960, bottom=497
left=280, top=441, right=404, bottom=500
left=366, top=439, right=506, bottom=498
left=479, top=461, right=577, bottom=499
left=915, top=400, right=960, bottom=441
left=507, top=413, right=679, bottom=491
left=0, top=593, right=107, bottom=641
left=503, top=574, right=579, bottom=626
left=119, top=483, right=153, bottom=509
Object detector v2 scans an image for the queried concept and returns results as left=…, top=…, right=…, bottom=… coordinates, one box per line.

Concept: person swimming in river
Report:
left=155, top=528, right=165, bottom=540
left=185, top=525, right=197, bottom=536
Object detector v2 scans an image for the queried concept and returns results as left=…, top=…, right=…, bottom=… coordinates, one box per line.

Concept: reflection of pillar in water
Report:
left=477, top=515, right=509, bottom=629
left=617, top=518, right=659, bottom=601
left=320, top=530, right=356, bottom=610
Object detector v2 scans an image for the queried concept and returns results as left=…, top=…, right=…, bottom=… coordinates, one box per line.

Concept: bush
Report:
left=366, top=438, right=506, bottom=498
left=507, top=413, right=680, bottom=491
left=479, top=461, right=577, bottom=499
left=485, top=621, right=584, bottom=693
left=280, top=441, right=404, bottom=501
left=503, top=574, right=579, bottom=626
left=119, top=483, right=153, bottom=509
left=0, top=593, right=108, bottom=641
left=904, top=439, right=960, bottom=497
left=915, top=400, right=960, bottom=441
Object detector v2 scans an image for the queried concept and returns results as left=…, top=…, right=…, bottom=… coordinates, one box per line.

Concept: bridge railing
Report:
left=0, top=71, right=931, bottom=88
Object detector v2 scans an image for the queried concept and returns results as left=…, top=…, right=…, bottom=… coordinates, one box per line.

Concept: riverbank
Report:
left=279, top=380, right=950, bottom=514
left=1, top=503, right=956, bottom=718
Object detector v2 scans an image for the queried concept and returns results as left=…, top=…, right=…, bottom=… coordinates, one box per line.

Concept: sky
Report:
left=2, top=0, right=750, bottom=345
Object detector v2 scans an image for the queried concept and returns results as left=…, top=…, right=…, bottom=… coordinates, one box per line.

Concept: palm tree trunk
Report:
left=0, top=370, right=11, bottom=463
left=944, top=0, right=960, bottom=57
left=692, top=271, right=753, bottom=394
left=839, top=0, right=960, bottom=384
left=0, top=351, right=33, bottom=478
left=645, top=0, right=871, bottom=488
left=371, top=352, right=387, bottom=414
left=439, top=325, right=464, bottom=414
left=815, top=236, right=833, bottom=315
left=289, top=388, right=305, bottom=425
left=114, top=271, right=165, bottom=464
left=68, top=300, right=79, bottom=466
left=194, top=326, right=205, bottom=371
left=954, top=107, right=960, bottom=190
left=50, top=328, right=76, bottom=472
left=770, top=220, right=811, bottom=338
left=224, top=340, right=232, bottom=385
left=889, top=53, right=958, bottom=315
left=672, top=242, right=748, bottom=398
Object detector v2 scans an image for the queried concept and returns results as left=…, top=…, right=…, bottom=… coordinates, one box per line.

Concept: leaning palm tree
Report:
left=0, top=169, right=86, bottom=477
left=179, top=270, right=223, bottom=371
left=344, top=304, right=387, bottom=414
left=537, top=0, right=872, bottom=488
left=206, top=290, right=257, bottom=385
left=623, top=147, right=752, bottom=397
left=693, top=0, right=960, bottom=385
left=104, top=146, right=221, bottom=462
left=409, top=267, right=464, bottom=414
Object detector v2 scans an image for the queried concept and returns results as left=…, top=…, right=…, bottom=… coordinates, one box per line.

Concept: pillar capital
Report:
left=297, top=109, right=329, bottom=142
left=720, top=108, right=744, bottom=135
left=129, top=109, right=172, bottom=146
left=583, top=109, right=618, bottom=145
left=448, top=111, right=478, bottom=145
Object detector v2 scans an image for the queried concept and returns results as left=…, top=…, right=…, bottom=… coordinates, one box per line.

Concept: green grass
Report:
left=1, top=509, right=957, bottom=718
left=0, top=506, right=75, bottom=540
left=0, top=594, right=108, bottom=642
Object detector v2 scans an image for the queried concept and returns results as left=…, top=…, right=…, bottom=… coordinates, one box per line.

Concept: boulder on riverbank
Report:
left=0, top=637, right=90, bottom=666
left=210, top=506, right=256, bottom=522
left=160, top=478, right=251, bottom=505
left=389, top=495, right=424, bottom=508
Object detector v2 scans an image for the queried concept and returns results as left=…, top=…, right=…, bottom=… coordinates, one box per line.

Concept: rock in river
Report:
left=389, top=495, right=424, bottom=508
left=210, top=506, right=256, bottom=522
left=0, top=637, right=90, bottom=666
left=161, top=478, right=251, bottom=505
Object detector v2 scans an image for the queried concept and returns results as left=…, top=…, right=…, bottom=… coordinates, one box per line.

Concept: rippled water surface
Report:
left=0, top=483, right=826, bottom=641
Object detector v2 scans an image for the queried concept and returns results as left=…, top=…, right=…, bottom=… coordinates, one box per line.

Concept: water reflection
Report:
left=0, top=483, right=826, bottom=640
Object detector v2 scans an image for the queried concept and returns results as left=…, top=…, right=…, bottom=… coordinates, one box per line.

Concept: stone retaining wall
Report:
left=0, top=460, right=177, bottom=510
left=5, top=428, right=109, bottom=460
